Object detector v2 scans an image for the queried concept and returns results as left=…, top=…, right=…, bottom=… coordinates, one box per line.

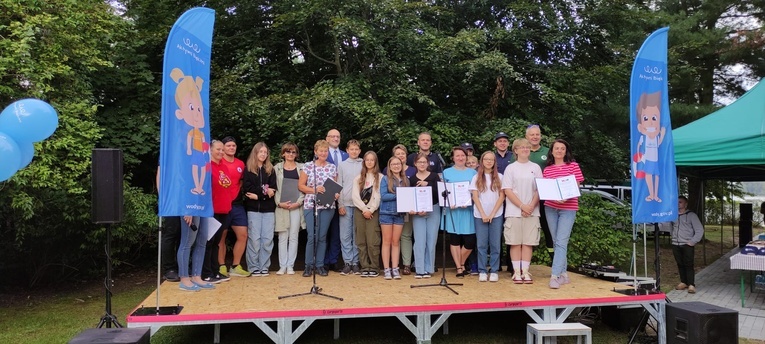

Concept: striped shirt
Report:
left=542, top=162, right=584, bottom=211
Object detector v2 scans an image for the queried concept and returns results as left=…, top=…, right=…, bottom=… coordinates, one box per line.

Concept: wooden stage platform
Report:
left=127, top=265, right=667, bottom=343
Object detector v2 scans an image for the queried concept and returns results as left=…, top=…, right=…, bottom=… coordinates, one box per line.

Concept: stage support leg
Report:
left=396, top=312, right=452, bottom=344
left=254, top=319, right=315, bottom=344
left=640, top=302, right=666, bottom=344
left=524, top=306, right=576, bottom=324
left=213, top=323, right=220, bottom=343
left=333, top=319, right=340, bottom=339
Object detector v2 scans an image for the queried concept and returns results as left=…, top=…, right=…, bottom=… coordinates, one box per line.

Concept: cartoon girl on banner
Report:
left=635, top=91, right=665, bottom=203
left=171, top=67, right=208, bottom=196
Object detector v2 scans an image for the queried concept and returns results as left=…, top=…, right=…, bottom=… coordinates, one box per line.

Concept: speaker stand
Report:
left=98, top=224, right=123, bottom=328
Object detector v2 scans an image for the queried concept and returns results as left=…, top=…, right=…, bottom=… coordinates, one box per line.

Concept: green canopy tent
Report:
left=673, top=80, right=765, bottom=181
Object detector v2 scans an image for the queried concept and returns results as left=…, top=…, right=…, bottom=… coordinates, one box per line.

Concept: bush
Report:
left=533, top=193, right=632, bottom=270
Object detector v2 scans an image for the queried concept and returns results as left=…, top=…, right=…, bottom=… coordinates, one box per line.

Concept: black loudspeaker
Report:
left=69, top=328, right=150, bottom=344
left=739, top=203, right=753, bottom=247
left=666, top=301, right=737, bottom=344
left=91, top=149, right=124, bottom=224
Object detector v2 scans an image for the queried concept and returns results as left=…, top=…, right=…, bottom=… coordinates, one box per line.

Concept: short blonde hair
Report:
left=512, top=138, right=531, bottom=151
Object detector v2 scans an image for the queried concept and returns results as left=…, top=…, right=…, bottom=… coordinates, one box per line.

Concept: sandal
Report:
left=402, top=265, right=411, bottom=275
left=456, top=266, right=465, bottom=278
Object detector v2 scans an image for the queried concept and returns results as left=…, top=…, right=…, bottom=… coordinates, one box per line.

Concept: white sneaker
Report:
left=287, top=267, right=295, bottom=275
left=276, top=267, right=287, bottom=275
left=478, top=272, right=488, bottom=282
left=489, top=273, right=499, bottom=282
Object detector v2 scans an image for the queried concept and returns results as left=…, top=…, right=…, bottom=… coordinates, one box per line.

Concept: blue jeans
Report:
left=177, top=217, right=206, bottom=278
left=475, top=216, right=502, bottom=273
left=246, top=212, right=275, bottom=272
left=545, top=207, right=577, bottom=277
left=413, top=206, right=441, bottom=274
left=305, top=208, right=334, bottom=267
left=339, top=206, right=359, bottom=264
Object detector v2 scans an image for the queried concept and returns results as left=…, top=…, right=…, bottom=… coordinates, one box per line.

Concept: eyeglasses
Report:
left=416, top=161, right=428, bottom=165
left=285, top=150, right=296, bottom=154
left=515, top=146, right=531, bottom=150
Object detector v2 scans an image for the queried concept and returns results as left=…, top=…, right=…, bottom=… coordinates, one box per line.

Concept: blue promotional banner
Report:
left=630, top=27, right=678, bottom=224
left=159, top=8, right=216, bottom=217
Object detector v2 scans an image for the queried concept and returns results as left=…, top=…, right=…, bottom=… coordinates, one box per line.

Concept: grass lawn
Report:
left=1, top=225, right=763, bottom=343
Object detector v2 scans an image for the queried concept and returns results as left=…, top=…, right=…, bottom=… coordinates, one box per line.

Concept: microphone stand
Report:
left=280, top=156, right=342, bottom=301
left=411, top=175, right=463, bottom=294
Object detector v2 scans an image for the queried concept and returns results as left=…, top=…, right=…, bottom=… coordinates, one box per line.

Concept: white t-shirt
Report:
left=501, top=161, right=543, bottom=217
left=469, top=173, right=504, bottom=219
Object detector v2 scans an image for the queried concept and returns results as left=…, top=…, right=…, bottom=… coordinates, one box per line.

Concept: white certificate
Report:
left=201, top=216, right=222, bottom=241
left=437, top=181, right=472, bottom=207
left=535, top=175, right=581, bottom=201
left=396, top=187, right=434, bottom=212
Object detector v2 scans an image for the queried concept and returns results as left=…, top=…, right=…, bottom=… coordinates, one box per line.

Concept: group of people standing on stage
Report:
left=160, top=125, right=585, bottom=291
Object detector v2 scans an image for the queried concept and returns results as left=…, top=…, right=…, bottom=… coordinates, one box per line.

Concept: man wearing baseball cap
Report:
left=460, top=142, right=474, bottom=156
left=494, top=132, right=513, bottom=174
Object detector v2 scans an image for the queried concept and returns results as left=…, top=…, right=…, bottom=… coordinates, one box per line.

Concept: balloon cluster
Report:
left=0, top=99, right=59, bottom=182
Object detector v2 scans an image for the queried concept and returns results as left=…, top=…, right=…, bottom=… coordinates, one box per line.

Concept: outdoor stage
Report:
left=127, top=265, right=667, bottom=343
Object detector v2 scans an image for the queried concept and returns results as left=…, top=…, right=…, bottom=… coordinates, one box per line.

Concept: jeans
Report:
left=246, top=212, right=275, bottom=272
left=672, top=244, right=696, bottom=286
left=177, top=217, right=206, bottom=278
left=305, top=208, right=333, bottom=267
left=545, top=206, right=577, bottom=277
left=413, top=206, right=441, bottom=274
left=339, top=206, right=359, bottom=264
left=475, top=216, right=502, bottom=273
left=277, top=208, right=301, bottom=268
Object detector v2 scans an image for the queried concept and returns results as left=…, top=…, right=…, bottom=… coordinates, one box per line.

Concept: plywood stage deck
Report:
left=127, top=265, right=667, bottom=343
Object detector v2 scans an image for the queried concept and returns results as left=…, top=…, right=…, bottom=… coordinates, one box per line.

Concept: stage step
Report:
left=526, top=322, right=592, bottom=344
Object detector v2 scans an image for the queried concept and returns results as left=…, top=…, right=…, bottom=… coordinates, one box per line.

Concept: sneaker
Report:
left=549, top=276, right=561, bottom=289
left=317, top=266, right=329, bottom=276
left=676, top=282, right=688, bottom=290
left=260, top=269, right=270, bottom=276
left=489, top=273, right=499, bottom=282
left=522, top=271, right=533, bottom=284
left=478, top=273, right=488, bottom=282
left=215, top=273, right=231, bottom=282
left=423, top=273, right=432, bottom=278
left=559, top=273, right=570, bottom=285
left=218, top=265, right=229, bottom=277
left=250, top=270, right=262, bottom=277
left=164, top=270, right=180, bottom=282
left=415, top=274, right=424, bottom=279
left=368, top=270, right=379, bottom=278
left=302, top=266, right=313, bottom=277
left=287, top=267, right=295, bottom=275
left=276, top=267, right=287, bottom=275
left=384, top=268, right=392, bottom=280
left=203, top=276, right=222, bottom=284
left=179, top=283, right=200, bottom=292
left=230, top=265, right=250, bottom=277
left=352, top=264, right=361, bottom=275
left=470, top=263, right=479, bottom=276
left=688, top=285, right=696, bottom=294
left=392, top=267, right=401, bottom=280
left=361, top=271, right=370, bottom=278
left=340, top=263, right=352, bottom=276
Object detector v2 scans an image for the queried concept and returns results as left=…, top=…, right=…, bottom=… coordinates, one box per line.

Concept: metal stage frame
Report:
left=127, top=293, right=666, bottom=344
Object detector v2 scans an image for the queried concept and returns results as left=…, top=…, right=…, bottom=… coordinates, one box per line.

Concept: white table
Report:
left=729, top=253, right=765, bottom=307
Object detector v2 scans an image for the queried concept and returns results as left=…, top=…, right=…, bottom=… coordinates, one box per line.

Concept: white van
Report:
left=581, top=183, right=631, bottom=201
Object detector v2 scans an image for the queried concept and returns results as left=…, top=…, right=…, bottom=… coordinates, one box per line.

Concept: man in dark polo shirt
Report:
left=406, top=131, right=444, bottom=174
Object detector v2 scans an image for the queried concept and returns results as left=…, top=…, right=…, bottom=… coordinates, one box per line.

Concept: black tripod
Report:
left=411, top=179, right=463, bottom=294
left=280, top=158, right=342, bottom=301
left=97, top=224, right=123, bottom=328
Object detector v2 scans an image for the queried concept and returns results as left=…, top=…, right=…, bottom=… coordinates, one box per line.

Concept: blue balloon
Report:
left=0, top=131, right=21, bottom=182
left=17, top=140, right=35, bottom=170
left=0, top=99, right=59, bottom=143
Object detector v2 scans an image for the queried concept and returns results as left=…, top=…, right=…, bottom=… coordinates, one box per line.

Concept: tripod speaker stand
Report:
left=411, top=181, right=463, bottom=294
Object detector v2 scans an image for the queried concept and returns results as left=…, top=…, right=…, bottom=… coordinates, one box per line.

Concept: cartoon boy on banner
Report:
left=170, top=67, right=208, bottom=196
left=635, top=91, right=665, bottom=203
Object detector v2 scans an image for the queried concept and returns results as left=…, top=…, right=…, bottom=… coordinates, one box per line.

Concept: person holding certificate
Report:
left=386, top=144, right=417, bottom=275
left=273, top=142, right=304, bottom=275
left=298, top=140, right=339, bottom=277
left=443, top=146, right=477, bottom=278
left=409, top=153, right=441, bottom=279
left=380, top=157, right=410, bottom=280
left=351, top=151, right=382, bottom=277
left=543, top=139, right=584, bottom=289
left=501, top=139, right=543, bottom=284
left=469, top=151, right=505, bottom=282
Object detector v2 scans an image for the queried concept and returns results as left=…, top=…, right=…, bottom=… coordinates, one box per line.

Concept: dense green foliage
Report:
left=1, top=0, right=763, bottom=287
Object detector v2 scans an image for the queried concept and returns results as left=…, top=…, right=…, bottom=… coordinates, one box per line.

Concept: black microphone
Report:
left=437, top=152, right=446, bottom=170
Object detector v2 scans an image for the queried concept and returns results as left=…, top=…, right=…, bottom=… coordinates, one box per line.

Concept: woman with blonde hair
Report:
left=469, top=151, right=504, bottom=282
left=243, top=142, right=277, bottom=276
